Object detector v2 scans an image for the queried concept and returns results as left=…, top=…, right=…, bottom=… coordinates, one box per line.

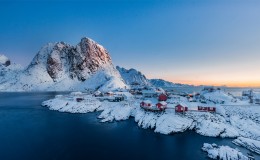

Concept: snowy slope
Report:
left=0, top=38, right=127, bottom=92
left=116, top=66, right=150, bottom=86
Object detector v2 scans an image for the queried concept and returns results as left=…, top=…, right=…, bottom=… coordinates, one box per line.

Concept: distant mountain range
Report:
left=0, top=37, right=189, bottom=92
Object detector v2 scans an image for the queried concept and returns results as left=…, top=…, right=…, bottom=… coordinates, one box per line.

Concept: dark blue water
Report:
left=0, top=92, right=258, bottom=160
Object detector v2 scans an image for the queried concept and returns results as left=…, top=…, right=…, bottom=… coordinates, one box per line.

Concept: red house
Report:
left=156, top=101, right=167, bottom=111
left=158, top=93, right=168, bottom=101
left=175, top=104, right=188, bottom=112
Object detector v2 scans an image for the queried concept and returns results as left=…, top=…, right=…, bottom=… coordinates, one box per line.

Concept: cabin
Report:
left=158, top=93, right=168, bottom=101
left=156, top=101, right=167, bottom=111
left=175, top=104, right=188, bottom=112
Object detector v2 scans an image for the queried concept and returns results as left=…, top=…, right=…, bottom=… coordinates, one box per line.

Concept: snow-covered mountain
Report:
left=149, top=78, right=187, bottom=88
left=0, top=38, right=127, bottom=92
left=116, top=66, right=150, bottom=86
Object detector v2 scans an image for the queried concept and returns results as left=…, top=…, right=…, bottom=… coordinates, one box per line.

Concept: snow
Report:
left=154, top=113, right=193, bottom=134
left=202, top=143, right=249, bottom=160
left=201, top=90, right=235, bottom=104
left=0, top=55, right=9, bottom=65
left=233, top=137, right=260, bottom=154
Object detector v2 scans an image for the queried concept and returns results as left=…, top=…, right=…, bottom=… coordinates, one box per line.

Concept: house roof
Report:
left=158, top=101, right=167, bottom=105
left=177, top=102, right=188, bottom=107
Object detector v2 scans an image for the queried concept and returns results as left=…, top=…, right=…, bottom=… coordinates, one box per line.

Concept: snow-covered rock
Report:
left=0, top=55, right=10, bottom=67
left=0, top=38, right=128, bottom=92
left=116, top=66, right=150, bottom=86
left=0, top=55, right=23, bottom=84
left=233, top=137, right=260, bottom=154
left=200, top=89, right=236, bottom=104
left=202, top=143, right=249, bottom=160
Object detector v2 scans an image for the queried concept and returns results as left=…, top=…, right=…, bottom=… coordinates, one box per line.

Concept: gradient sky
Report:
left=1, top=0, right=260, bottom=87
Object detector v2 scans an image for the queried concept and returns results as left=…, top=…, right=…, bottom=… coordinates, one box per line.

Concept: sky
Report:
left=0, top=0, right=260, bottom=87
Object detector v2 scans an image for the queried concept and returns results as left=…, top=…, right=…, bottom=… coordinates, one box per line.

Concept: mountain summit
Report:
left=0, top=38, right=127, bottom=91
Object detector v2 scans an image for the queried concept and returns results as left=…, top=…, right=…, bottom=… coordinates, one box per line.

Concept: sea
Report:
left=0, top=91, right=259, bottom=160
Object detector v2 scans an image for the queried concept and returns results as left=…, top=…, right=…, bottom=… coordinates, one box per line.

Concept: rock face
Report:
left=116, top=66, right=150, bottom=86
left=28, top=38, right=112, bottom=82
left=0, top=38, right=127, bottom=91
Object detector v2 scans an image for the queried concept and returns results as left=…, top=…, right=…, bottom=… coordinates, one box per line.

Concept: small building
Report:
left=158, top=93, right=168, bottom=101
left=156, top=101, right=167, bottom=111
left=175, top=104, right=188, bottom=112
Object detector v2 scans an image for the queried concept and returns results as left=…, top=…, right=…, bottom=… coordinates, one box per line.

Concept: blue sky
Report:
left=1, top=0, right=260, bottom=86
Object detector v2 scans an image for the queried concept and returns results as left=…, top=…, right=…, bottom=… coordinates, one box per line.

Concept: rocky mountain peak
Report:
left=27, top=37, right=114, bottom=82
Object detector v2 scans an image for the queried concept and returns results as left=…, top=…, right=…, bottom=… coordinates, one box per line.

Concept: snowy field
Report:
left=42, top=92, right=260, bottom=159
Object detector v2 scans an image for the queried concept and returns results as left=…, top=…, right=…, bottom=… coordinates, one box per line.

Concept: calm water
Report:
left=0, top=92, right=259, bottom=160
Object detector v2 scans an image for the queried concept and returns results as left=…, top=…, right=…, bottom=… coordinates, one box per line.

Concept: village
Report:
left=58, top=85, right=260, bottom=116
